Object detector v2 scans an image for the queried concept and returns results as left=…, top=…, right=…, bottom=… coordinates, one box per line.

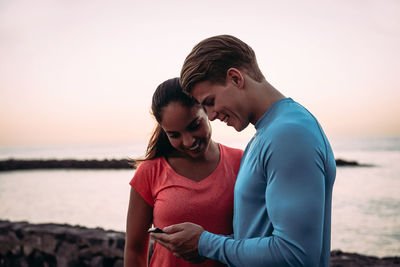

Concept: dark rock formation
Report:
left=0, top=159, right=134, bottom=171
left=0, top=158, right=370, bottom=171
left=0, top=220, right=124, bottom=267
left=335, top=158, right=372, bottom=167
left=330, top=250, right=400, bottom=266
left=335, top=159, right=360, bottom=166
left=1, top=220, right=399, bottom=266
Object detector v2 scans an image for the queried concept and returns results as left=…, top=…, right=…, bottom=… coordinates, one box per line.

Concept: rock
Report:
left=335, top=158, right=373, bottom=167
left=0, top=220, right=125, bottom=266
left=113, top=259, right=124, bottom=267
left=0, top=158, right=135, bottom=171
left=90, top=255, right=104, bottom=267
left=1, top=220, right=398, bottom=266
left=330, top=250, right=400, bottom=266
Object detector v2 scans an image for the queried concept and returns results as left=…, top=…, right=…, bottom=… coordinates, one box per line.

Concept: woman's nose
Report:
left=182, top=134, right=195, bottom=147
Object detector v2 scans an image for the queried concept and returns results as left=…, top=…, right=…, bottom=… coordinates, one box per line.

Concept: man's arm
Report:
left=196, top=127, right=327, bottom=266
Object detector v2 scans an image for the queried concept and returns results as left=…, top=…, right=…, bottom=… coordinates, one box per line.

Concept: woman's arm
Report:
left=124, top=188, right=153, bottom=267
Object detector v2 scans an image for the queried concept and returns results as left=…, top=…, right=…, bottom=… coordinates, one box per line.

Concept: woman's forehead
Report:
left=161, top=103, right=204, bottom=131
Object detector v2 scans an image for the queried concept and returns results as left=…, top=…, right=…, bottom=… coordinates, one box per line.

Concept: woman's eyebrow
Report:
left=201, top=96, right=211, bottom=106
left=187, top=117, right=200, bottom=128
left=164, top=117, right=199, bottom=134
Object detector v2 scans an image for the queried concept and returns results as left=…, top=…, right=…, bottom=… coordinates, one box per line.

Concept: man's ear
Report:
left=226, top=68, right=244, bottom=89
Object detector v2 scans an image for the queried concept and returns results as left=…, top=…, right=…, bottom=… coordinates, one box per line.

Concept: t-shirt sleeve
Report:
left=129, top=161, right=155, bottom=207
left=198, top=126, right=327, bottom=266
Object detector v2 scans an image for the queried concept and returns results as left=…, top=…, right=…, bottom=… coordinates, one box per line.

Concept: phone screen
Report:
left=148, top=227, right=164, bottom=233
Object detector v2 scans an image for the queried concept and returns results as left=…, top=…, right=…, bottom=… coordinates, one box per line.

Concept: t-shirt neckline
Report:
left=161, top=143, right=223, bottom=184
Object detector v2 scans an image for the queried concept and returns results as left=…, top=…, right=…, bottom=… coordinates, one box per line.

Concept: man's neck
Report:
left=247, top=79, right=285, bottom=125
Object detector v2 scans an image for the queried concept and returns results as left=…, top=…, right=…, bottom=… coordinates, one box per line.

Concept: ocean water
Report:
left=0, top=137, right=399, bottom=257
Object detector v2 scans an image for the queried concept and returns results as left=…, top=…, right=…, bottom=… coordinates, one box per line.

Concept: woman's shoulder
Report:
left=218, top=144, right=243, bottom=175
left=219, top=143, right=244, bottom=158
left=135, top=157, right=167, bottom=174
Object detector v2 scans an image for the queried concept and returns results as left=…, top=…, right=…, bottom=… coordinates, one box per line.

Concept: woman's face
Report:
left=160, top=101, right=212, bottom=158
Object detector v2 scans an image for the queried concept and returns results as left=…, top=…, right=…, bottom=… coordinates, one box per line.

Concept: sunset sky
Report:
left=1, top=0, right=399, bottom=147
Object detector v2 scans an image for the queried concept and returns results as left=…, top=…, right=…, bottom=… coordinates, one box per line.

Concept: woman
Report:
left=124, top=78, right=242, bottom=267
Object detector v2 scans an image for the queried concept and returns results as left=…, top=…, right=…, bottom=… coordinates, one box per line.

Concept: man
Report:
left=151, top=35, right=336, bottom=267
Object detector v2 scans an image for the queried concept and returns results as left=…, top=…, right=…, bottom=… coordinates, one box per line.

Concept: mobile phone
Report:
left=148, top=227, right=164, bottom=233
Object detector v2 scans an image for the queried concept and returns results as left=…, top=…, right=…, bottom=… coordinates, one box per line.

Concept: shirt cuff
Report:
left=198, top=230, right=212, bottom=256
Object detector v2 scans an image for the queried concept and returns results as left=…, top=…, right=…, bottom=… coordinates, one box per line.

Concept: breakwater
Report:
left=0, top=158, right=369, bottom=171
left=0, top=159, right=133, bottom=171
left=0, top=220, right=399, bottom=267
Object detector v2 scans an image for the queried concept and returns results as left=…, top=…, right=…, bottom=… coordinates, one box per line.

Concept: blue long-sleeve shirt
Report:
left=198, top=98, right=336, bottom=266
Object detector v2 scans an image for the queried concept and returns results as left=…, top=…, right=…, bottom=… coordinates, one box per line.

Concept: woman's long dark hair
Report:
left=132, top=78, right=199, bottom=167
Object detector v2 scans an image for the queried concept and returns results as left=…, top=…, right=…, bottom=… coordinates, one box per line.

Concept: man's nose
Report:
left=208, top=111, right=218, bottom=121
left=204, top=106, right=217, bottom=121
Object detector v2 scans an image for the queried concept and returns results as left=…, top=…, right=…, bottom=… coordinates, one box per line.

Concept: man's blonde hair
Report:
left=180, top=35, right=265, bottom=93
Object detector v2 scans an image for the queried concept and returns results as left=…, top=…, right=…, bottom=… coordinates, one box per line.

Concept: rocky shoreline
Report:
left=0, top=158, right=370, bottom=171
left=0, top=220, right=125, bottom=267
left=0, top=220, right=398, bottom=267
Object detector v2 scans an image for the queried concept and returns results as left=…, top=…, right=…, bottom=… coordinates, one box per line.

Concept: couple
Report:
left=124, top=35, right=336, bottom=267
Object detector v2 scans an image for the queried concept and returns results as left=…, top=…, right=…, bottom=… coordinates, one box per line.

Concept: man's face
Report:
left=191, top=80, right=250, bottom=132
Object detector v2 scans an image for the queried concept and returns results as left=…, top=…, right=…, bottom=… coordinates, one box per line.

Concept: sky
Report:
left=1, top=0, right=399, bottom=147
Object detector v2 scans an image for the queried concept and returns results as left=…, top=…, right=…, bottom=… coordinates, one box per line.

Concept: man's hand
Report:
left=150, top=222, right=206, bottom=263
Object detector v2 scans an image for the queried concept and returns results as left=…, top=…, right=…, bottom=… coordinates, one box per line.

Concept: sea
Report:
left=0, top=137, right=399, bottom=257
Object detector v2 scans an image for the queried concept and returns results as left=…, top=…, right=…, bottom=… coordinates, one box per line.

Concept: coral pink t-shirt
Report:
left=130, top=144, right=243, bottom=267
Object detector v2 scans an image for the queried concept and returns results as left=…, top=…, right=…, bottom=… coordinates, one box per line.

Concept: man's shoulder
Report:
left=256, top=114, right=323, bottom=151
left=267, top=103, right=320, bottom=135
